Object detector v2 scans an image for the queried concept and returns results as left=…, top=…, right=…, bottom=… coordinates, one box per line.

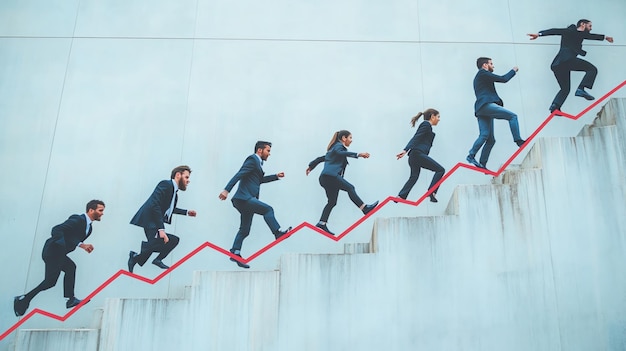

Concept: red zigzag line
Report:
left=2, top=80, right=625, bottom=341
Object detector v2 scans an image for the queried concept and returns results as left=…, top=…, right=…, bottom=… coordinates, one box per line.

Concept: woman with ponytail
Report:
left=396, top=108, right=445, bottom=202
left=306, top=130, right=379, bottom=235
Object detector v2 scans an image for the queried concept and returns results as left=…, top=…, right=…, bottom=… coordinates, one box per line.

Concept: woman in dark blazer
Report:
left=396, top=108, right=445, bottom=202
left=306, top=130, right=379, bottom=235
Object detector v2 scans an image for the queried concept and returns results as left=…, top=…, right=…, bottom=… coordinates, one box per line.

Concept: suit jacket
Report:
left=539, top=25, right=605, bottom=68
left=308, top=142, right=358, bottom=177
left=404, top=121, right=435, bottom=155
left=130, top=180, right=187, bottom=231
left=473, top=68, right=516, bottom=116
left=44, top=214, right=91, bottom=255
left=225, top=155, right=279, bottom=201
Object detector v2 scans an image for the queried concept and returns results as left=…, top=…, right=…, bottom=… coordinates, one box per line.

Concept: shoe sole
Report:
left=576, top=93, right=595, bottom=101
left=316, top=225, right=335, bottom=236
left=14, top=296, right=27, bottom=317
left=230, top=258, right=250, bottom=269
left=128, top=251, right=136, bottom=273
left=67, top=299, right=90, bottom=309
left=152, top=262, right=170, bottom=269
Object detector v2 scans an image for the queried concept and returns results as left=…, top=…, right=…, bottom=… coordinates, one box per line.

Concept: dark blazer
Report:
left=473, top=68, right=516, bottom=116
left=539, top=25, right=605, bottom=68
left=45, top=214, right=90, bottom=255
left=404, top=121, right=435, bottom=155
left=130, top=180, right=187, bottom=231
left=308, top=142, right=358, bottom=177
left=225, top=155, right=279, bottom=201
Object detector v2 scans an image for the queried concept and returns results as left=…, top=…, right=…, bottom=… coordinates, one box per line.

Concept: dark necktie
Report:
left=87, top=224, right=92, bottom=236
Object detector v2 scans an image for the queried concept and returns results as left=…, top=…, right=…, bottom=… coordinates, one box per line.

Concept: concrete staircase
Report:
left=14, top=99, right=626, bottom=350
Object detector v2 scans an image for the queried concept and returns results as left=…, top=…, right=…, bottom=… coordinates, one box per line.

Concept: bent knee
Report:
left=168, top=235, right=180, bottom=245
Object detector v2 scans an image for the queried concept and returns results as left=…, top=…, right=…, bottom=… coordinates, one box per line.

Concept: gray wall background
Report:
left=1, top=0, right=624, bottom=347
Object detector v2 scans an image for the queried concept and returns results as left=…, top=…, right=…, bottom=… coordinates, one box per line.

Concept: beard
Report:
left=178, top=178, right=187, bottom=191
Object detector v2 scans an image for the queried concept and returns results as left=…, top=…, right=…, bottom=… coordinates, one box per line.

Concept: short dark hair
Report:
left=577, top=19, right=591, bottom=27
left=86, top=199, right=105, bottom=212
left=476, top=57, right=491, bottom=69
left=171, top=165, right=192, bottom=179
left=254, top=141, right=272, bottom=152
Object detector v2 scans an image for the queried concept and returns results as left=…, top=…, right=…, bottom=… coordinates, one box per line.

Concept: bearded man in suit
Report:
left=127, top=165, right=197, bottom=273
left=14, top=200, right=105, bottom=317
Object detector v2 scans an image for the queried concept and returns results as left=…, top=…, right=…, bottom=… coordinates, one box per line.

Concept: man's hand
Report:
left=187, top=210, right=197, bottom=217
left=159, top=229, right=169, bottom=244
left=79, top=243, right=94, bottom=253
left=358, top=152, right=370, bottom=158
left=277, top=172, right=285, bottom=178
left=513, top=66, right=519, bottom=72
left=305, top=167, right=312, bottom=176
left=527, top=33, right=539, bottom=40
left=606, top=36, right=614, bottom=43
left=219, top=190, right=229, bottom=200
left=396, top=150, right=407, bottom=160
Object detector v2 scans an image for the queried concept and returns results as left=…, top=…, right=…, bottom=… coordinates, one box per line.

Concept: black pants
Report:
left=551, top=58, right=598, bottom=108
left=319, top=174, right=364, bottom=222
left=398, top=152, right=445, bottom=199
left=24, top=241, right=76, bottom=302
left=135, top=228, right=180, bottom=266
left=231, top=198, right=281, bottom=252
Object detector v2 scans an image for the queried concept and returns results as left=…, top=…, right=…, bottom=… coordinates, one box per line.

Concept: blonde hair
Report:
left=326, top=130, right=351, bottom=151
left=410, top=108, right=439, bottom=127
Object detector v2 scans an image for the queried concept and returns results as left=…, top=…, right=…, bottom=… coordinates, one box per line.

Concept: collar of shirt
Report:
left=254, top=154, right=264, bottom=166
left=171, top=178, right=179, bottom=192
left=83, top=213, right=93, bottom=233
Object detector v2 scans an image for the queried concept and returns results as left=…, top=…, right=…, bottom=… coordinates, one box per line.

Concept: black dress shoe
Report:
left=316, top=223, right=335, bottom=235
left=575, top=88, right=595, bottom=100
left=429, top=194, right=438, bottom=203
left=549, top=103, right=560, bottom=113
left=362, top=201, right=379, bottom=215
left=66, top=297, right=87, bottom=309
left=152, top=259, right=169, bottom=270
left=229, top=253, right=250, bottom=269
left=14, top=295, right=29, bottom=317
left=466, top=155, right=482, bottom=168
left=274, top=226, right=293, bottom=240
left=515, top=139, right=526, bottom=147
left=127, top=251, right=137, bottom=273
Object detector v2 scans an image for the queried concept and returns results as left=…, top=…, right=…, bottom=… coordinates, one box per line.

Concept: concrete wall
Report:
left=1, top=0, right=625, bottom=349
left=11, top=99, right=626, bottom=351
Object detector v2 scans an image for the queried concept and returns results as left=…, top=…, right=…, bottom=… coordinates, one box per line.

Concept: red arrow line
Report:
left=2, top=80, right=625, bottom=341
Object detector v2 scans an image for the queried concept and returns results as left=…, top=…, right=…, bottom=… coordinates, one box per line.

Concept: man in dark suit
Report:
left=528, top=19, right=614, bottom=112
left=13, top=200, right=105, bottom=317
left=219, top=141, right=291, bottom=268
left=127, top=165, right=197, bottom=273
left=466, top=57, right=526, bottom=170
